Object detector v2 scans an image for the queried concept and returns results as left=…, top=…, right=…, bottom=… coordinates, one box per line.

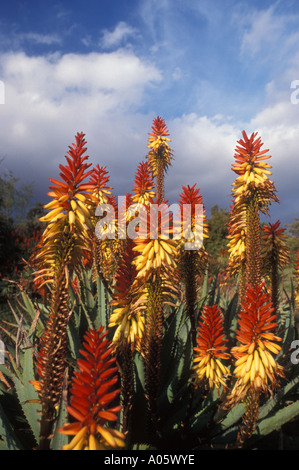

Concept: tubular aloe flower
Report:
left=177, top=184, right=209, bottom=346
left=231, top=131, right=276, bottom=202
left=193, top=305, right=230, bottom=393
left=89, top=164, right=113, bottom=205
left=109, top=240, right=146, bottom=351
left=132, top=160, right=155, bottom=206
left=109, top=239, right=146, bottom=434
left=58, top=327, right=125, bottom=450
left=229, top=283, right=284, bottom=403
left=147, top=116, right=173, bottom=200
left=34, top=132, right=94, bottom=281
left=226, top=202, right=247, bottom=275
left=261, top=221, right=290, bottom=313
left=177, top=184, right=209, bottom=249
left=132, top=202, right=177, bottom=279
left=87, top=165, right=121, bottom=287
left=126, top=161, right=155, bottom=230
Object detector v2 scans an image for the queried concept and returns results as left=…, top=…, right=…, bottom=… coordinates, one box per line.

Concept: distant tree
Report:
left=205, top=205, right=229, bottom=260
left=285, top=217, right=299, bottom=265
left=0, top=161, right=39, bottom=282
left=0, top=159, right=33, bottom=224
left=24, top=202, right=45, bottom=236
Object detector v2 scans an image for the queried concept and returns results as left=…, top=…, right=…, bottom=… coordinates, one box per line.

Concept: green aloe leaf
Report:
left=254, top=400, right=299, bottom=438
left=258, top=374, right=299, bottom=420
left=13, top=347, right=40, bottom=444
left=51, top=398, right=68, bottom=450
left=210, top=402, right=245, bottom=437
left=0, top=401, right=24, bottom=450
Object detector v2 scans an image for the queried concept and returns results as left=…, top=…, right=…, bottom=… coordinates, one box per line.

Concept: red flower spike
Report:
left=58, top=327, right=125, bottom=450
left=193, top=305, right=230, bottom=393
left=148, top=116, right=170, bottom=139
left=228, top=283, right=284, bottom=403
left=132, top=161, right=155, bottom=205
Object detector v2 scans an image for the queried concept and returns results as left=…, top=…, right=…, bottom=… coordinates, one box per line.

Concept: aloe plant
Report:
left=0, top=123, right=298, bottom=451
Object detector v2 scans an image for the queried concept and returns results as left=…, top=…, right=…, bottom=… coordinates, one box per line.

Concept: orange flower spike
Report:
left=294, top=251, right=299, bottom=310
left=88, top=165, right=113, bottom=205
left=193, top=305, right=230, bottom=393
left=109, top=240, right=146, bottom=350
left=262, top=221, right=289, bottom=263
left=148, top=116, right=170, bottom=141
left=49, top=132, right=93, bottom=195
left=40, top=132, right=94, bottom=231
left=177, top=184, right=209, bottom=247
left=231, top=131, right=273, bottom=195
left=147, top=116, right=172, bottom=163
left=261, top=220, right=290, bottom=311
left=132, top=161, right=155, bottom=206
left=230, top=284, right=284, bottom=400
left=147, top=116, right=173, bottom=201
left=58, top=327, right=125, bottom=450
left=88, top=165, right=117, bottom=241
left=132, top=202, right=177, bottom=279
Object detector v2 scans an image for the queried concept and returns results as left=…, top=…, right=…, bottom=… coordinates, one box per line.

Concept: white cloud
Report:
left=0, top=49, right=162, bottom=202
left=164, top=113, right=239, bottom=209
left=21, top=32, right=62, bottom=45
left=240, top=5, right=281, bottom=57
left=2, top=50, right=161, bottom=100
left=0, top=27, right=62, bottom=51
left=0, top=36, right=297, bottom=225
left=239, top=3, right=299, bottom=63
left=100, top=22, right=138, bottom=49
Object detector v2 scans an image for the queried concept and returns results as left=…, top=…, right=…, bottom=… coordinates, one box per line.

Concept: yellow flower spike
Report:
left=193, top=305, right=230, bottom=393
left=147, top=116, right=173, bottom=200
left=227, top=284, right=284, bottom=407
left=58, top=327, right=125, bottom=451
left=227, top=131, right=279, bottom=289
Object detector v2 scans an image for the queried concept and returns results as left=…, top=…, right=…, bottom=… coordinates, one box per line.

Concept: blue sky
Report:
left=0, top=0, right=298, bottom=224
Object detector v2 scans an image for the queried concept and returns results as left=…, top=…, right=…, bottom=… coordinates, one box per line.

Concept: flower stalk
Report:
left=58, top=327, right=125, bottom=450
left=227, top=283, right=284, bottom=443
left=177, top=184, right=209, bottom=346
left=147, top=116, right=173, bottom=201
left=261, top=221, right=290, bottom=314
left=193, top=304, right=230, bottom=394
left=32, top=132, right=94, bottom=449
left=227, top=131, right=278, bottom=300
